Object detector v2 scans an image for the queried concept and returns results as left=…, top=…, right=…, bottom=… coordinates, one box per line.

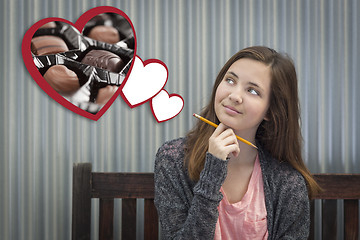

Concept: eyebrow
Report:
left=249, top=82, right=261, bottom=89
left=227, top=71, right=239, bottom=79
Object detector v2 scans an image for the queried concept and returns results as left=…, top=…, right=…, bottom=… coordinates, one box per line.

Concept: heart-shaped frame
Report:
left=22, top=6, right=137, bottom=121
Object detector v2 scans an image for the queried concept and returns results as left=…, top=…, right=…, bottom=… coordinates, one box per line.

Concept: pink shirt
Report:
left=214, top=155, right=268, bottom=240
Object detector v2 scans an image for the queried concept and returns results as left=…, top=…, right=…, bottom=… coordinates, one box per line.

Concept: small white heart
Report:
left=121, top=56, right=168, bottom=107
left=151, top=90, right=184, bottom=122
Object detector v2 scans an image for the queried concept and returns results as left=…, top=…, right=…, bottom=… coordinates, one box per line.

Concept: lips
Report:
left=223, top=105, right=242, bottom=114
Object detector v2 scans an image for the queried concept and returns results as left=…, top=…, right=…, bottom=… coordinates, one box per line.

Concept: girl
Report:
left=154, top=46, right=320, bottom=239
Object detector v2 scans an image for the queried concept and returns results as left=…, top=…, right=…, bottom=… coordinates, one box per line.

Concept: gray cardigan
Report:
left=154, top=137, right=309, bottom=239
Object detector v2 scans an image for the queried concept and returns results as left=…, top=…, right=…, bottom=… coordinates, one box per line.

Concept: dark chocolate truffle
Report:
left=43, top=65, right=80, bottom=93
left=80, top=50, right=125, bottom=73
left=96, top=85, right=119, bottom=105
left=31, top=35, right=69, bottom=55
left=88, top=25, right=120, bottom=44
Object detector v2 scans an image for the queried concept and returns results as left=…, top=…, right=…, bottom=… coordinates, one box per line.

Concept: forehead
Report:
left=227, top=58, right=271, bottom=83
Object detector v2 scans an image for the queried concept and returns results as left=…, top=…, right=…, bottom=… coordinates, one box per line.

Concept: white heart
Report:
left=121, top=56, right=168, bottom=107
left=151, top=90, right=184, bottom=122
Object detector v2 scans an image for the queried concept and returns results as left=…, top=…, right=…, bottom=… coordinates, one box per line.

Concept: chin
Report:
left=217, top=115, right=239, bottom=129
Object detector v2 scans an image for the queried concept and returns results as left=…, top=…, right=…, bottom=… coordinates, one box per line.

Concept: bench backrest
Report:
left=72, top=163, right=158, bottom=240
left=72, top=163, right=360, bottom=239
left=310, top=174, right=360, bottom=240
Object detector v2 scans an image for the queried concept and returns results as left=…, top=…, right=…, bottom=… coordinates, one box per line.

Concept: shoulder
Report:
left=154, top=137, right=195, bottom=194
left=258, top=146, right=308, bottom=196
left=156, top=137, right=186, bottom=162
left=155, top=137, right=187, bottom=172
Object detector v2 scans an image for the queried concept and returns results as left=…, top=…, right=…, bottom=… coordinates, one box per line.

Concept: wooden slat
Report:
left=72, top=163, right=92, bottom=240
left=92, top=173, right=155, bottom=198
left=322, top=199, right=337, bottom=240
left=122, top=199, right=137, bottom=240
left=99, top=198, right=114, bottom=240
left=144, top=199, right=158, bottom=240
left=313, top=174, right=360, bottom=199
left=309, top=200, right=315, bottom=240
left=344, top=199, right=359, bottom=240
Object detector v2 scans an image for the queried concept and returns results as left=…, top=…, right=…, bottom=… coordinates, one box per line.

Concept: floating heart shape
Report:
left=120, top=56, right=168, bottom=108
left=150, top=90, right=184, bottom=123
left=22, top=6, right=137, bottom=121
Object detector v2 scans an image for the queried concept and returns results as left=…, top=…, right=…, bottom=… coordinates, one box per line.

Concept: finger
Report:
left=218, top=122, right=229, bottom=130
left=217, top=128, right=237, bottom=141
left=211, top=122, right=228, bottom=138
left=219, top=133, right=238, bottom=147
left=224, top=144, right=241, bottom=158
left=231, top=145, right=241, bottom=157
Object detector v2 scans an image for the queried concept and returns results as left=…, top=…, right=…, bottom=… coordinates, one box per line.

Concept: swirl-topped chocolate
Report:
left=80, top=49, right=125, bottom=73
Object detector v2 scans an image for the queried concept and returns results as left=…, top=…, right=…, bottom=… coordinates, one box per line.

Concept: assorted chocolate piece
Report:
left=31, top=21, right=82, bottom=54
left=83, top=13, right=134, bottom=49
left=31, top=13, right=135, bottom=114
left=43, top=65, right=80, bottom=94
left=39, top=21, right=57, bottom=29
left=95, top=85, right=119, bottom=105
left=88, top=25, right=120, bottom=44
left=80, top=49, right=125, bottom=73
left=31, top=35, right=69, bottom=55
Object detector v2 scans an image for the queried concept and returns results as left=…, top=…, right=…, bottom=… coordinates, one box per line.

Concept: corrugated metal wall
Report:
left=1, top=0, right=359, bottom=239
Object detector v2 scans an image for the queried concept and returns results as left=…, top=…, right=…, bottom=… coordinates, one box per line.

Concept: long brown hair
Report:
left=185, top=46, right=321, bottom=198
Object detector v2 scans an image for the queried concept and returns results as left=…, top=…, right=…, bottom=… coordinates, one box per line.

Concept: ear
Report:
left=263, top=111, right=270, bottom=121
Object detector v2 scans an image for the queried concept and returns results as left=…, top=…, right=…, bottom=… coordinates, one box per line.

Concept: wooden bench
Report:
left=72, top=163, right=360, bottom=240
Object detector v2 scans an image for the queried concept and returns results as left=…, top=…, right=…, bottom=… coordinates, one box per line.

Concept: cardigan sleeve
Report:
left=154, top=139, right=228, bottom=239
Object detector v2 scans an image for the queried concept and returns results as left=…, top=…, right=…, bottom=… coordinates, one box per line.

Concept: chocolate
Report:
left=31, top=35, right=69, bottom=55
left=31, top=12, right=135, bottom=115
left=89, top=13, right=112, bottom=23
left=39, top=22, right=57, bottom=29
left=96, top=85, right=119, bottom=105
left=88, top=25, right=120, bottom=44
left=43, top=65, right=80, bottom=94
left=80, top=50, right=125, bottom=73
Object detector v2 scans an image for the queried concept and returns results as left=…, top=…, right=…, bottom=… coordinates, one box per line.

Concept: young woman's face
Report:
left=214, top=58, right=272, bottom=138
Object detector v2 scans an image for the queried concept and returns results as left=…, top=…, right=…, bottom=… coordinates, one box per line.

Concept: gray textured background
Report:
left=0, top=0, right=359, bottom=239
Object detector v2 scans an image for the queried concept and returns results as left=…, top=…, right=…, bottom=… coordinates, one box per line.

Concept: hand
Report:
left=208, top=123, right=240, bottom=160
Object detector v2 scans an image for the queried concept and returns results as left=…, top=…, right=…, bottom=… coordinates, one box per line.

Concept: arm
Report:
left=155, top=126, right=238, bottom=239
left=154, top=143, right=228, bottom=239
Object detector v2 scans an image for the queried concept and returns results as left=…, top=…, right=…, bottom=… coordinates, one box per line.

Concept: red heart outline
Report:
left=150, top=90, right=184, bottom=123
left=120, top=56, right=169, bottom=109
left=21, top=6, right=137, bottom=121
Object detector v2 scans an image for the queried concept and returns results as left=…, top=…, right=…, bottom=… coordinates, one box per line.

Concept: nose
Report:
left=228, top=90, right=243, bottom=104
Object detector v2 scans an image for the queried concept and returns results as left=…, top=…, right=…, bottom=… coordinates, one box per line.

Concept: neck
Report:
left=228, top=125, right=259, bottom=165
left=228, top=141, right=258, bottom=167
left=233, top=126, right=257, bottom=144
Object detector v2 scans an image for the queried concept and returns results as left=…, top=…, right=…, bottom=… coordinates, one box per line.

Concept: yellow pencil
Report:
left=193, top=113, right=258, bottom=149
